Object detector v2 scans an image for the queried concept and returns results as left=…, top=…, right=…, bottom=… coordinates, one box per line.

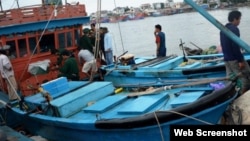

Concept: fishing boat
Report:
left=0, top=0, right=102, bottom=96
left=101, top=51, right=250, bottom=88
left=100, top=0, right=250, bottom=88
left=0, top=75, right=239, bottom=141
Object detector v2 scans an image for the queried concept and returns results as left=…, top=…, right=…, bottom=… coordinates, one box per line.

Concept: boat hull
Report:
left=101, top=53, right=250, bottom=87
left=1, top=79, right=237, bottom=141
left=7, top=96, right=234, bottom=141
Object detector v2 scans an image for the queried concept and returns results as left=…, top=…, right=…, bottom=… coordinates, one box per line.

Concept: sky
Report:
left=1, top=0, right=182, bottom=14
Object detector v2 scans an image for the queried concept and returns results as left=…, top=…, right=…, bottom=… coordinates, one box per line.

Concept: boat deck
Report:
left=24, top=77, right=216, bottom=122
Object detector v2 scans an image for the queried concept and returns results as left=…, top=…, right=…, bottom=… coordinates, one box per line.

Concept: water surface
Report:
left=99, top=7, right=250, bottom=57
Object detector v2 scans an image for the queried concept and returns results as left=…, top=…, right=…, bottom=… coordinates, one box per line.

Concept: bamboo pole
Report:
left=128, top=73, right=240, bottom=97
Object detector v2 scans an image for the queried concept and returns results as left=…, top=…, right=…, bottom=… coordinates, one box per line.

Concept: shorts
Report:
left=82, top=59, right=97, bottom=73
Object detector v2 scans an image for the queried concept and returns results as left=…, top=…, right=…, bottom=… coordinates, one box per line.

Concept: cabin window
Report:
left=18, top=39, right=28, bottom=57
left=74, top=29, right=80, bottom=45
left=39, top=34, right=55, bottom=53
left=66, top=32, right=72, bottom=47
left=58, top=33, right=66, bottom=49
left=5, top=40, right=16, bottom=59
left=28, top=37, right=37, bottom=54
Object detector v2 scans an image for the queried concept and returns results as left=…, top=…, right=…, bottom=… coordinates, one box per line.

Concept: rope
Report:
left=89, top=0, right=102, bottom=81
left=162, top=110, right=213, bottom=125
left=113, top=0, right=125, bottom=53
left=0, top=105, right=7, bottom=125
left=2, top=71, right=21, bottom=101
left=153, top=108, right=213, bottom=141
left=19, top=1, right=61, bottom=84
left=153, top=112, right=165, bottom=141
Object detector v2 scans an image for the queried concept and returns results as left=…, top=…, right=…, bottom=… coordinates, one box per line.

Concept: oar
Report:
left=116, top=76, right=230, bottom=88
left=1, top=71, right=30, bottom=110
left=2, top=71, right=21, bottom=101
left=190, top=42, right=203, bottom=50
left=127, top=74, right=240, bottom=97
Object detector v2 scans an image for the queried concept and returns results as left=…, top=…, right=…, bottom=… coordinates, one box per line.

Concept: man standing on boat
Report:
left=78, top=28, right=94, bottom=54
left=0, top=50, right=19, bottom=101
left=154, top=24, right=166, bottom=57
left=220, top=10, right=250, bottom=95
left=103, top=27, right=114, bottom=65
left=78, top=48, right=98, bottom=81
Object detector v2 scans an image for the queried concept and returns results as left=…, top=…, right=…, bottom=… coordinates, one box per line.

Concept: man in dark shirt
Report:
left=154, top=24, right=166, bottom=57
left=220, top=10, right=250, bottom=95
left=78, top=28, right=94, bottom=54
left=57, top=50, right=79, bottom=81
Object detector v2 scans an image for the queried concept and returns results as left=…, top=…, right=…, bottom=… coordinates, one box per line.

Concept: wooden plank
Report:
left=118, top=93, right=168, bottom=114
left=51, top=82, right=114, bottom=117
left=25, top=80, right=88, bottom=104
left=83, top=95, right=127, bottom=113
left=169, top=91, right=205, bottom=108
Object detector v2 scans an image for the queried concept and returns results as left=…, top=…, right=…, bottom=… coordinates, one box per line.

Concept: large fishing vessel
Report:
left=0, top=0, right=94, bottom=96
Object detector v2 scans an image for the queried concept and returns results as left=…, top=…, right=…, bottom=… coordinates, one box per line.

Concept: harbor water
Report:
left=98, top=7, right=250, bottom=57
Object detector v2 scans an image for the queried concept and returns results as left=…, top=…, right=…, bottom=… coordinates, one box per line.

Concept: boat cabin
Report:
left=0, top=1, right=90, bottom=96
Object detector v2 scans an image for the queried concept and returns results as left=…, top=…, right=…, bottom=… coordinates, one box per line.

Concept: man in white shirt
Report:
left=0, top=50, right=19, bottom=101
left=103, top=27, right=113, bottom=65
left=78, top=49, right=97, bottom=81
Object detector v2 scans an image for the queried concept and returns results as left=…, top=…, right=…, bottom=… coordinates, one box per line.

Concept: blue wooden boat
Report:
left=101, top=53, right=250, bottom=87
left=0, top=76, right=239, bottom=141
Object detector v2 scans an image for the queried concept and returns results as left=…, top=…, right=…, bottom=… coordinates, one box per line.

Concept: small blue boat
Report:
left=101, top=53, right=250, bottom=87
left=0, top=76, right=239, bottom=141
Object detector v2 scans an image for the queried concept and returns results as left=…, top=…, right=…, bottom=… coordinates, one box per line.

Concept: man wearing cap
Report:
left=78, top=28, right=94, bottom=54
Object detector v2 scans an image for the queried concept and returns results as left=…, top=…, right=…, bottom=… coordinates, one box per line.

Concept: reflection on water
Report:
left=100, top=7, right=250, bottom=56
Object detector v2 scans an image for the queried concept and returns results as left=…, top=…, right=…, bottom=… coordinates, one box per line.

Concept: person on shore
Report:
left=103, top=27, right=114, bottom=65
left=220, top=10, right=250, bottom=95
left=57, top=50, right=79, bottom=81
left=0, top=50, right=19, bottom=101
left=154, top=24, right=166, bottom=57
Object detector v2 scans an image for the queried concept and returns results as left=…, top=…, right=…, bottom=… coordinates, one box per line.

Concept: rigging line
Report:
left=113, top=0, right=125, bottom=53
left=19, top=2, right=60, bottom=83
left=94, top=0, right=101, bottom=59
left=89, top=0, right=102, bottom=81
left=162, top=110, right=214, bottom=125
left=153, top=112, right=165, bottom=141
left=7, top=0, right=16, bottom=10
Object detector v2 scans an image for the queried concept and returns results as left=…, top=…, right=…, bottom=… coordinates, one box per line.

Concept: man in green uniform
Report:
left=78, top=28, right=94, bottom=54
left=57, top=50, right=79, bottom=81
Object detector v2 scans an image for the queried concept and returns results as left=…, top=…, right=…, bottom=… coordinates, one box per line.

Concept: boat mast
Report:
left=16, top=0, right=20, bottom=8
left=0, top=0, right=2, bottom=11
left=184, top=0, right=250, bottom=53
